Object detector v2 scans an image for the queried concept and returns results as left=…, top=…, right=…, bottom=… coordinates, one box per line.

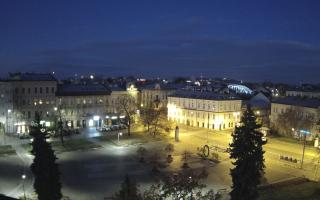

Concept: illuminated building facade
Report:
left=56, top=84, right=111, bottom=128
left=270, top=97, right=320, bottom=138
left=0, top=81, right=14, bottom=133
left=140, top=83, right=178, bottom=108
left=9, top=73, right=58, bottom=134
left=167, top=91, right=242, bottom=131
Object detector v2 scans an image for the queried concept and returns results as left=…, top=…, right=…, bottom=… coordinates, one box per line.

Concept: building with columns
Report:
left=167, top=91, right=242, bottom=131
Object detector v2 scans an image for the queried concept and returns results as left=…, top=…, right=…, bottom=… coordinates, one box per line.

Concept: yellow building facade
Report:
left=167, top=91, right=242, bottom=131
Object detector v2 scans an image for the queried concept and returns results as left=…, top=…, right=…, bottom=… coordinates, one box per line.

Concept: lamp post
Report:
left=21, top=174, right=26, bottom=200
left=118, top=132, right=123, bottom=144
left=300, top=129, right=311, bottom=169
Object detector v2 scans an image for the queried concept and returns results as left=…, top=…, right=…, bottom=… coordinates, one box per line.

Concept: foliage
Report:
left=229, top=106, right=265, bottom=200
left=143, top=169, right=221, bottom=200
left=112, top=174, right=142, bottom=200
left=117, top=94, right=137, bottom=136
left=274, top=107, right=314, bottom=137
left=30, top=113, right=62, bottom=200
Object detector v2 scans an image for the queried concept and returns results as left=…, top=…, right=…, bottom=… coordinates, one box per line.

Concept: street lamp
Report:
left=21, top=174, right=26, bottom=200
left=300, top=129, right=311, bottom=169
left=118, top=132, right=123, bottom=144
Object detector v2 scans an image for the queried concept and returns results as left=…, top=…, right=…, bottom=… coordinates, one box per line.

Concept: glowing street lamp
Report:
left=300, top=129, right=311, bottom=169
left=21, top=174, right=26, bottom=200
left=118, top=132, right=123, bottom=144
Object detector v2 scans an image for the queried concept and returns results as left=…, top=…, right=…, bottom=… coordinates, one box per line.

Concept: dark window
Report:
left=28, top=111, right=31, bottom=119
left=22, top=88, right=25, bottom=94
left=46, top=87, right=49, bottom=93
left=28, top=88, right=31, bottom=94
left=15, top=88, right=18, bottom=94
left=35, top=88, right=37, bottom=94
left=51, top=87, right=55, bottom=93
left=40, top=87, right=42, bottom=94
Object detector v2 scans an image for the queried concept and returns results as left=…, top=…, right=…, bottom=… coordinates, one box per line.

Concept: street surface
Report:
left=0, top=125, right=319, bottom=199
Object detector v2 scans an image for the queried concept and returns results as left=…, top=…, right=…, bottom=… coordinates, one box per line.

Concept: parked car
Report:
left=19, top=134, right=31, bottom=140
left=104, top=126, right=112, bottom=132
left=119, top=124, right=127, bottom=129
left=96, top=127, right=105, bottom=132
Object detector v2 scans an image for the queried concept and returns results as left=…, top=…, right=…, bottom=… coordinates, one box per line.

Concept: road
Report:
left=1, top=125, right=319, bottom=199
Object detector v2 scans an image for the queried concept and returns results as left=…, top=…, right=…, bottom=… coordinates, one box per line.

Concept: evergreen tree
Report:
left=229, top=106, right=265, bottom=200
left=30, top=113, right=62, bottom=200
left=112, top=174, right=142, bottom=200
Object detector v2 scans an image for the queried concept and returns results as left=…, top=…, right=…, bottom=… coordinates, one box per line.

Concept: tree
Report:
left=140, top=103, right=174, bottom=137
left=112, top=174, right=142, bottom=200
left=143, top=169, right=221, bottom=200
left=30, top=113, right=62, bottom=200
left=274, top=107, right=314, bottom=137
left=117, top=95, right=137, bottom=136
left=229, top=106, right=265, bottom=200
left=150, top=107, right=174, bottom=137
left=54, top=105, right=65, bottom=146
left=140, top=104, right=156, bottom=133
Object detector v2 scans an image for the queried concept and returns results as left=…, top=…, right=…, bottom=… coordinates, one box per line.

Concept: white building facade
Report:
left=167, top=91, right=242, bottom=131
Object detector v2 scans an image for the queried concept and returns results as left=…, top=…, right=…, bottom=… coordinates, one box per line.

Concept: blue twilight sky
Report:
left=0, top=0, right=320, bottom=83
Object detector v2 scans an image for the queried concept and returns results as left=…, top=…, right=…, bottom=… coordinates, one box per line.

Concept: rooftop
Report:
left=56, top=84, right=111, bottom=96
left=169, top=90, right=241, bottom=101
left=272, top=97, right=320, bottom=108
left=142, top=83, right=186, bottom=90
left=8, top=73, right=57, bottom=81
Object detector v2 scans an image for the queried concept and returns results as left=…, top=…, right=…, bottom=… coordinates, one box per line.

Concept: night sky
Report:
left=1, top=1, right=320, bottom=83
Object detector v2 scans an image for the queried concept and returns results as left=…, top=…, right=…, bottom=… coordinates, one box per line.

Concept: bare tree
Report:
left=117, top=94, right=137, bottom=136
left=142, top=105, right=174, bottom=137
left=140, top=104, right=156, bottom=133
left=54, top=104, right=65, bottom=146
left=274, top=107, right=314, bottom=137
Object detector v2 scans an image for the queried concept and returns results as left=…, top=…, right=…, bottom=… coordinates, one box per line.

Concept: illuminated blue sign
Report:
left=300, top=130, right=311, bottom=135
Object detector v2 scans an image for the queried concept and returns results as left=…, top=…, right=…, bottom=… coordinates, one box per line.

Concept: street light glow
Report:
left=22, top=174, right=26, bottom=179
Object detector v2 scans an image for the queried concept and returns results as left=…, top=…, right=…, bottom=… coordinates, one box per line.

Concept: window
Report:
left=28, top=111, right=31, bottom=119
left=22, top=88, right=25, bottom=94
left=46, top=87, right=49, bottom=93
left=15, top=88, right=18, bottom=94
left=35, top=88, right=37, bottom=94
left=40, top=87, right=42, bottom=94
left=51, top=87, right=55, bottom=93
left=28, top=88, right=31, bottom=94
